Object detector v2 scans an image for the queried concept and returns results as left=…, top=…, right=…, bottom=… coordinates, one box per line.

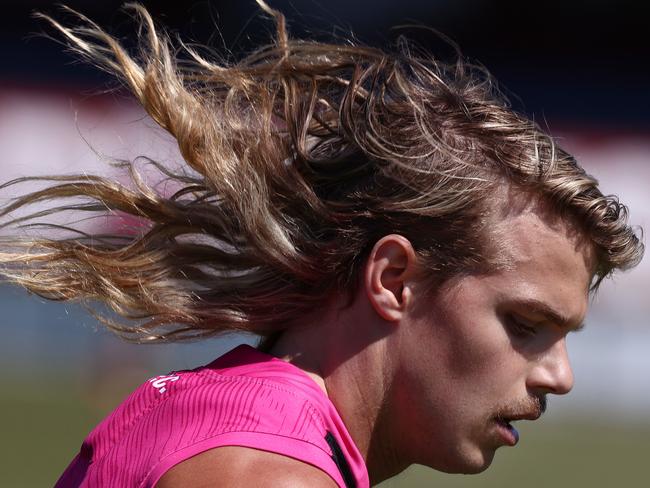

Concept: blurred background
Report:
left=0, top=1, right=648, bottom=486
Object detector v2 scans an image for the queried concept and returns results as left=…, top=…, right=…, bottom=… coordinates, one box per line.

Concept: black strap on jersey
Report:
left=325, top=431, right=357, bottom=488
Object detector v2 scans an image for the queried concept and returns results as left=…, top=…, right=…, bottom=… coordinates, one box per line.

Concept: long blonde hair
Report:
left=0, top=2, right=643, bottom=342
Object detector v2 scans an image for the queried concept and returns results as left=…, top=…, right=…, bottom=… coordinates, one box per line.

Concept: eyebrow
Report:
left=509, top=298, right=586, bottom=332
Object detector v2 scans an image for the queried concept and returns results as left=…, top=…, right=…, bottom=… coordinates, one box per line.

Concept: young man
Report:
left=2, top=2, right=642, bottom=487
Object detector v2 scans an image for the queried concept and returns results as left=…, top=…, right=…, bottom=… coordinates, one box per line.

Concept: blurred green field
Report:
left=379, top=420, right=649, bottom=487
left=2, top=377, right=648, bottom=487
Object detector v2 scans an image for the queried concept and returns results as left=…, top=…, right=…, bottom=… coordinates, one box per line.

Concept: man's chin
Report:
left=435, top=449, right=495, bottom=475
left=458, top=461, right=492, bottom=475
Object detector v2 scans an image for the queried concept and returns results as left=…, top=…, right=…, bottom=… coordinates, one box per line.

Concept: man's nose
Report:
left=527, top=338, right=574, bottom=396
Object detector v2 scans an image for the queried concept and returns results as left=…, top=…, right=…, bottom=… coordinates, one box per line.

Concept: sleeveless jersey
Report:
left=55, top=345, right=369, bottom=488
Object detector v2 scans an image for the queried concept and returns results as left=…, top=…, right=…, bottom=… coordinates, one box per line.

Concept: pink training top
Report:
left=55, top=345, right=369, bottom=488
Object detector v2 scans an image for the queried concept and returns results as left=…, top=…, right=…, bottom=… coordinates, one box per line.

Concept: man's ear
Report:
left=364, top=234, right=417, bottom=322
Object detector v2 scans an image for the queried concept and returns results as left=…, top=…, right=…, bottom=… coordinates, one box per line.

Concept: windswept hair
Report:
left=0, top=2, right=643, bottom=342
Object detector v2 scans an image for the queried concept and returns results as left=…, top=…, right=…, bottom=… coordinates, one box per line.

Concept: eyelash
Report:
left=506, top=315, right=537, bottom=338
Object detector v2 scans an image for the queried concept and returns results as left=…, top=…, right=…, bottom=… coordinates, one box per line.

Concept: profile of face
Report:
left=392, top=204, right=594, bottom=474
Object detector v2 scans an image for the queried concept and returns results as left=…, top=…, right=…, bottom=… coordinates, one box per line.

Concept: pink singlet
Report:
left=55, top=344, right=369, bottom=488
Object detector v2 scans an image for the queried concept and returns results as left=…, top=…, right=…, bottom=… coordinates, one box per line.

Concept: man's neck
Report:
left=268, top=297, right=409, bottom=484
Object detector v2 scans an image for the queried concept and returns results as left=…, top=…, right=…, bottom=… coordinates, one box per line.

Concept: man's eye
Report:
left=506, top=315, right=537, bottom=337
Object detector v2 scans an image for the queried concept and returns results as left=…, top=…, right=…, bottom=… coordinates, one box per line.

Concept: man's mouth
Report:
left=493, top=397, right=546, bottom=446
left=493, top=408, right=542, bottom=446
left=495, top=417, right=520, bottom=446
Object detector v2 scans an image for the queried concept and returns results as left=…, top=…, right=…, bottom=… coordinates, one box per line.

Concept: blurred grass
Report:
left=1, top=376, right=141, bottom=487
left=1, top=377, right=648, bottom=487
left=379, top=419, right=650, bottom=487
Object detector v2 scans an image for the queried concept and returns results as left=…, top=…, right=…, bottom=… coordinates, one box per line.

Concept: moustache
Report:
left=494, top=395, right=547, bottom=422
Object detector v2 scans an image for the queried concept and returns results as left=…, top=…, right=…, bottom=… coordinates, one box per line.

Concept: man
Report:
left=3, top=2, right=642, bottom=487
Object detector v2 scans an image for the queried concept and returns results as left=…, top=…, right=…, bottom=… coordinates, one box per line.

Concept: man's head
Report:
left=362, top=192, right=596, bottom=473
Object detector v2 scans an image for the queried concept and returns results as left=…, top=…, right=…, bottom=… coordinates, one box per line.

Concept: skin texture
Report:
left=156, top=200, right=595, bottom=486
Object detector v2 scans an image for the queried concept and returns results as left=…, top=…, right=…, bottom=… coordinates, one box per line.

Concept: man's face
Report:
left=393, top=205, right=594, bottom=473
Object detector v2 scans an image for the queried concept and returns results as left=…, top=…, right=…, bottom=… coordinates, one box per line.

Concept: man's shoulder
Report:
left=155, top=445, right=338, bottom=487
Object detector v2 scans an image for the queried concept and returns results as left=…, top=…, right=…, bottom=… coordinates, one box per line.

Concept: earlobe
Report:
left=365, top=235, right=417, bottom=322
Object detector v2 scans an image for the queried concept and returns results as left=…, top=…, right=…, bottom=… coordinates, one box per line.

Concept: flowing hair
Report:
left=0, top=1, right=643, bottom=343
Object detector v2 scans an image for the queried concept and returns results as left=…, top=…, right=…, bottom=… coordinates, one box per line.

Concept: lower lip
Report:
left=495, top=420, right=519, bottom=446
